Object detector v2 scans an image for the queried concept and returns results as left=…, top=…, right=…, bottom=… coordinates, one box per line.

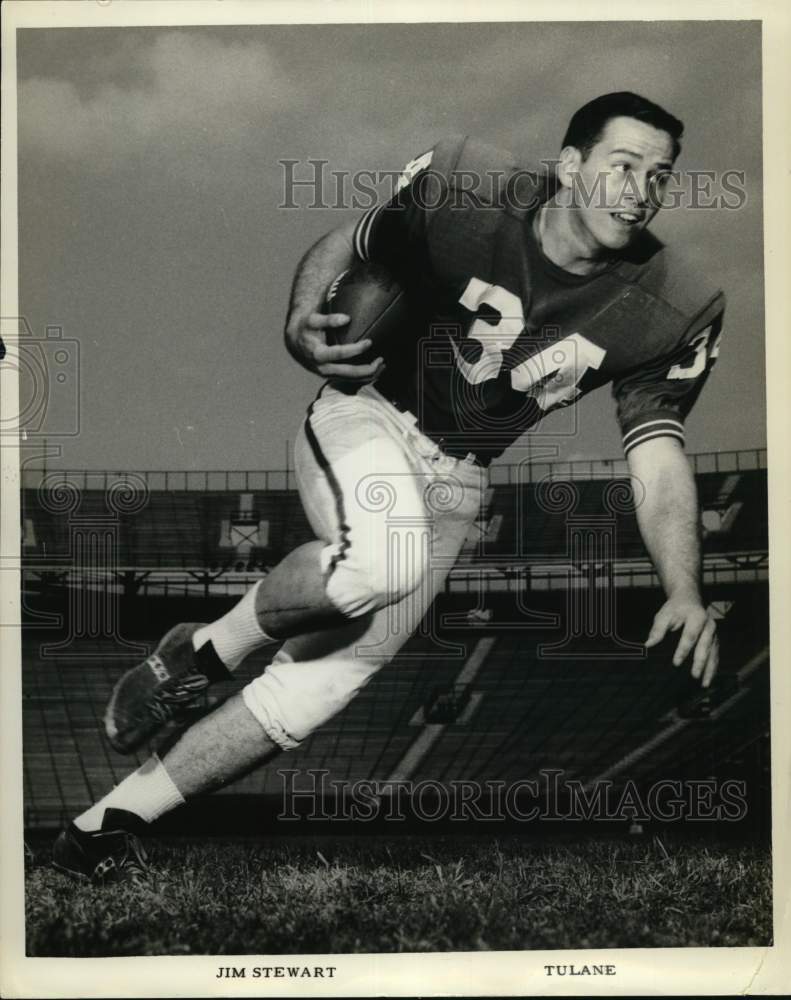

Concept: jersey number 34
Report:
left=453, top=278, right=606, bottom=411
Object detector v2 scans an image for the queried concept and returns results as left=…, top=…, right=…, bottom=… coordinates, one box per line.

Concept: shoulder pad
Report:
left=428, top=135, right=545, bottom=210
left=631, top=243, right=723, bottom=322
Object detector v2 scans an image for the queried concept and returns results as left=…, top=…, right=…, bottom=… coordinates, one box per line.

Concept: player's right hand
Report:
left=644, top=597, right=719, bottom=688
left=285, top=311, right=385, bottom=382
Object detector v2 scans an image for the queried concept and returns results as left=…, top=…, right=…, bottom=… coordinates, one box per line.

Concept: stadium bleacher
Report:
left=20, top=451, right=770, bottom=829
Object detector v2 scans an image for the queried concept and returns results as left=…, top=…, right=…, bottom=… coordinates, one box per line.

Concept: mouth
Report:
left=610, top=210, right=644, bottom=229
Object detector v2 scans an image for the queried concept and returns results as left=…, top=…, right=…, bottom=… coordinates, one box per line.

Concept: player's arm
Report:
left=284, top=143, right=440, bottom=381
left=284, top=219, right=385, bottom=382
left=627, top=437, right=718, bottom=687
left=613, top=299, right=724, bottom=686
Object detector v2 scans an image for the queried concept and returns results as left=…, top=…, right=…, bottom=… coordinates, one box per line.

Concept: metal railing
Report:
left=21, top=552, right=768, bottom=600
left=19, top=447, right=767, bottom=493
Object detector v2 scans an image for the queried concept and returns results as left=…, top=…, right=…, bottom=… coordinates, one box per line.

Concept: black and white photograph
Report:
left=1, top=1, right=789, bottom=996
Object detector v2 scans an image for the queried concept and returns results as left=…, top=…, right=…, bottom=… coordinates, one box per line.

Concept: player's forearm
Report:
left=629, top=440, right=702, bottom=602
left=284, top=224, right=356, bottom=358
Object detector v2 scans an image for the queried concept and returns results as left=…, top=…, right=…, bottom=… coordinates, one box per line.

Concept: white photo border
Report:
left=1, top=1, right=788, bottom=997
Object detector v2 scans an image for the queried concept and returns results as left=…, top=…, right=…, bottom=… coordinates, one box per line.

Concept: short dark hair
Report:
left=562, top=92, right=684, bottom=160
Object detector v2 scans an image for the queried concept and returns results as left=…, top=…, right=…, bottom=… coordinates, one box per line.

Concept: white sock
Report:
left=74, top=755, right=185, bottom=832
left=192, top=580, right=272, bottom=671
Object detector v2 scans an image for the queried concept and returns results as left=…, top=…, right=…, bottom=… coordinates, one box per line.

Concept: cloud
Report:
left=19, top=31, right=280, bottom=171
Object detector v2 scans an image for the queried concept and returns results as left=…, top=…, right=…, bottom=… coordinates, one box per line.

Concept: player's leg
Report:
left=54, top=395, right=426, bottom=874
left=193, top=536, right=355, bottom=663
left=102, top=539, right=347, bottom=754
left=155, top=429, right=484, bottom=787
left=58, top=580, right=419, bottom=882
left=60, top=392, right=482, bottom=879
left=52, top=691, right=276, bottom=883
left=171, top=391, right=465, bottom=759
left=103, top=388, right=406, bottom=755
left=60, top=500, right=467, bottom=879
left=235, top=402, right=484, bottom=750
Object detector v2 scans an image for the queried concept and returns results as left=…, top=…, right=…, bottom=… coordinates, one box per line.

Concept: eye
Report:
left=612, top=162, right=631, bottom=174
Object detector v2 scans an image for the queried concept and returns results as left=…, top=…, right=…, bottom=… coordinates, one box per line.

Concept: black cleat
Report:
left=104, top=623, right=230, bottom=754
left=52, top=809, right=150, bottom=884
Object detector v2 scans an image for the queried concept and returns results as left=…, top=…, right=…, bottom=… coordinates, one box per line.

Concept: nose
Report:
left=624, top=172, right=650, bottom=207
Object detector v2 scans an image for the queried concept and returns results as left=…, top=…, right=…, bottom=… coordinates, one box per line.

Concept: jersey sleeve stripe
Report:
left=622, top=417, right=684, bottom=444
left=352, top=208, right=372, bottom=260
left=353, top=203, right=385, bottom=261
left=623, top=421, right=685, bottom=455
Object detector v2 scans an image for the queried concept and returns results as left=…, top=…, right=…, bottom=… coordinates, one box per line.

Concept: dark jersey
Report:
left=352, top=135, right=724, bottom=464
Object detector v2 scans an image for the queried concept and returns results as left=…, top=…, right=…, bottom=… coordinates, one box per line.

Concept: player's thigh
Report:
left=274, top=484, right=471, bottom=669
left=294, top=395, right=429, bottom=609
left=293, top=391, right=418, bottom=534
left=247, top=465, right=480, bottom=746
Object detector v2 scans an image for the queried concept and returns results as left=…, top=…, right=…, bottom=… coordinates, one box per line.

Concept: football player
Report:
left=53, top=92, right=723, bottom=881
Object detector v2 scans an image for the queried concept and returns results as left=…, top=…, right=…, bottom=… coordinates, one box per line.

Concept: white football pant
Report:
left=242, top=384, right=484, bottom=748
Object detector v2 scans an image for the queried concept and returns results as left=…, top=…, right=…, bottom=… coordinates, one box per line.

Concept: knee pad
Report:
left=320, top=534, right=427, bottom=618
left=242, top=653, right=383, bottom=749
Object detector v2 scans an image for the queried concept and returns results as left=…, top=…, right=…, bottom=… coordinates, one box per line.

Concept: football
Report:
left=323, top=261, right=411, bottom=365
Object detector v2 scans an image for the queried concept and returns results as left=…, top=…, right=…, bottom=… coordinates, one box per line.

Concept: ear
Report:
left=557, top=144, right=583, bottom=191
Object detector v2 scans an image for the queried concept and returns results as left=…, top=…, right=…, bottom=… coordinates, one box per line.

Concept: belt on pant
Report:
left=379, top=391, right=489, bottom=468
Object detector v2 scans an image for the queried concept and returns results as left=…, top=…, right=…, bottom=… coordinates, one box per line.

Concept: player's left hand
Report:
left=644, top=597, right=719, bottom=687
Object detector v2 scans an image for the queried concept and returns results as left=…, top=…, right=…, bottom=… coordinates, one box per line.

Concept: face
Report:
left=559, top=116, right=676, bottom=253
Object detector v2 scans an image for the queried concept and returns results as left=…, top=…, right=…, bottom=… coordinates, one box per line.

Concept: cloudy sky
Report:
left=16, top=20, right=763, bottom=471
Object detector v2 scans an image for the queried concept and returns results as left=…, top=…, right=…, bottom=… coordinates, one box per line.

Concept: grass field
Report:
left=25, top=832, right=772, bottom=956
